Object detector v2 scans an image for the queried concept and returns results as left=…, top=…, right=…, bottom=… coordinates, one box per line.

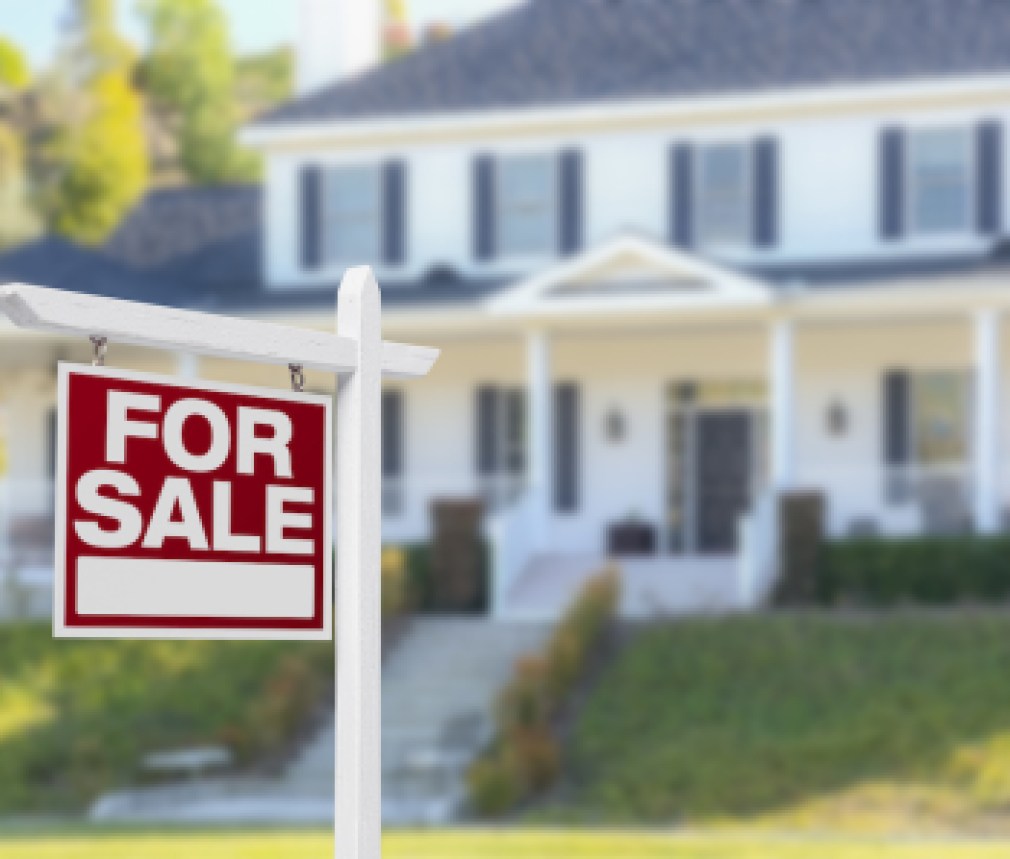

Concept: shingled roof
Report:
left=253, top=0, right=1010, bottom=128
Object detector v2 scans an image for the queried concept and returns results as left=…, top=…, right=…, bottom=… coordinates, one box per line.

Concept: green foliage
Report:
left=817, top=536, right=1010, bottom=606
left=542, top=613, right=1010, bottom=829
left=0, top=123, right=41, bottom=248
left=233, top=46, right=293, bottom=119
left=42, top=0, right=148, bottom=243
left=48, top=71, right=148, bottom=244
left=389, top=541, right=490, bottom=614
left=469, top=567, right=620, bottom=818
left=0, top=38, right=30, bottom=90
left=0, top=623, right=332, bottom=812
left=140, top=0, right=258, bottom=184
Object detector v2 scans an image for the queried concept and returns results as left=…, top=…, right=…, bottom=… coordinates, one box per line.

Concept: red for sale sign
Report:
left=55, top=365, right=332, bottom=640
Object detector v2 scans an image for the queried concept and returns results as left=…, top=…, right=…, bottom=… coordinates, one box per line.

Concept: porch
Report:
left=380, top=238, right=1010, bottom=620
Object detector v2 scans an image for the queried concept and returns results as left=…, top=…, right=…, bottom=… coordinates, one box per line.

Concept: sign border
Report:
left=54, top=362, right=334, bottom=641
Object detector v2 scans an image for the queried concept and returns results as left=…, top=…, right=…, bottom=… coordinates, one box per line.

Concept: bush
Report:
left=386, top=542, right=491, bottom=615
left=467, top=746, right=525, bottom=817
left=468, top=566, right=620, bottom=817
left=818, top=536, right=1010, bottom=607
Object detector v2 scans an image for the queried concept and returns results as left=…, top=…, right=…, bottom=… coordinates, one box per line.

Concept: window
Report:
left=475, top=385, right=526, bottom=509
left=497, top=154, right=556, bottom=257
left=909, top=128, right=971, bottom=235
left=382, top=390, right=404, bottom=517
left=322, top=164, right=381, bottom=265
left=910, top=372, right=970, bottom=466
left=696, top=143, right=750, bottom=248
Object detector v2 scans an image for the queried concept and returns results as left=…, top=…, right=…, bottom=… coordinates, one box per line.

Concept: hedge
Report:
left=817, top=536, right=1010, bottom=606
left=467, top=567, right=620, bottom=817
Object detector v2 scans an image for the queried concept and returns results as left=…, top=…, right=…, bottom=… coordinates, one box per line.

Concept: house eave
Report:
left=241, top=73, right=1010, bottom=151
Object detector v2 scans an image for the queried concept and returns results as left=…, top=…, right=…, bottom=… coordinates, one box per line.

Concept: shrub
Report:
left=381, top=546, right=411, bottom=620
left=467, top=746, right=525, bottom=817
left=498, top=656, right=553, bottom=733
left=818, top=536, right=1010, bottom=607
left=468, top=566, right=620, bottom=817
left=510, top=726, right=561, bottom=792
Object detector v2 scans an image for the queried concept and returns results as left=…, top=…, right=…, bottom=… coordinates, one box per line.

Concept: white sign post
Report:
left=0, top=266, right=436, bottom=859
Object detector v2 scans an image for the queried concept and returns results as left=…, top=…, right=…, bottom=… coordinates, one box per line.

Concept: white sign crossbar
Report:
left=0, top=282, right=437, bottom=378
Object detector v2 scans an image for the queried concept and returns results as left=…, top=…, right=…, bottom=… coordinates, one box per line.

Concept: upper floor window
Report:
left=908, top=127, right=971, bottom=235
left=696, top=142, right=751, bottom=248
left=497, top=154, right=556, bottom=257
left=322, top=164, right=381, bottom=264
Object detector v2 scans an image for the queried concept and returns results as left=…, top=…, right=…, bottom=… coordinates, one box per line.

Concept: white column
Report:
left=176, top=352, right=200, bottom=381
left=527, top=329, right=552, bottom=551
left=769, top=318, right=795, bottom=491
left=974, top=308, right=1001, bottom=534
left=335, top=268, right=382, bottom=859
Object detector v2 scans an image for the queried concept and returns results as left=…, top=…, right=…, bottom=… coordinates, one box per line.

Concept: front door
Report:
left=695, top=410, right=752, bottom=553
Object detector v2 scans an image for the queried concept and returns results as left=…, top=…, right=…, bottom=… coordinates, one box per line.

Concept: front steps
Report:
left=380, top=617, right=549, bottom=825
left=89, top=616, right=549, bottom=825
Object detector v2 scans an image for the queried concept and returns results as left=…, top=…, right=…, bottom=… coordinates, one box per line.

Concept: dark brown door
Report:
left=695, top=410, right=752, bottom=553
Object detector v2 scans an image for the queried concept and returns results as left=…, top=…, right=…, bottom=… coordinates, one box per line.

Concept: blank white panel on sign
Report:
left=76, top=558, right=316, bottom=619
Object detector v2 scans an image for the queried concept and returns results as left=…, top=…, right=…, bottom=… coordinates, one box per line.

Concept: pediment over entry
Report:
left=487, top=233, right=772, bottom=315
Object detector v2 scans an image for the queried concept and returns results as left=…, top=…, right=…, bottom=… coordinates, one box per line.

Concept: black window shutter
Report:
left=473, top=154, right=496, bottom=261
left=475, top=385, right=499, bottom=476
left=381, top=389, right=404, bottom=479
left=879, top=128, right=905, bottom=240
left=382, top=160, right=407, bottom=265
left=559, top=148, right=584, bottom=256
left=883, top=370, right=910, bottom=502
left=670, top=143, right=694, bottom=248
left=300, top=163, right=323, bottom=269
left=977, top=119, right=1003, bottom=235
left=753, top=137, right=779, bottom=247
left=553, top=382, right=580, bottom=514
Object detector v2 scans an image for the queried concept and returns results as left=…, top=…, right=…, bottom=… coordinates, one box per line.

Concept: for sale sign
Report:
left=55, top=365, right=332, bottom=640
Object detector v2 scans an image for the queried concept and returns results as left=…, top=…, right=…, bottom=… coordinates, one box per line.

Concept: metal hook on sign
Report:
left=289, top=363, right=305, bottom=393
left=90, top=336, right=108, bottom=367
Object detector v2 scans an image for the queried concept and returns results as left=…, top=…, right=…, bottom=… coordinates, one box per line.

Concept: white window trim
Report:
left=493, top=153, right=559, bottom=263
left=693, top=140, right=754, bottom=251
left=905, top=125, right=975, bottom=239
left=320, top=163, right=382, bottom=269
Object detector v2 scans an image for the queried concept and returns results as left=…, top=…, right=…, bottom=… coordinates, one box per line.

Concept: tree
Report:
left=0, top=123, right=41, bottom=248
left=43, top=0, right=148, bottom=243
left=0, top=37, right=30, bottom=91
left=49, top=71, right=147, bottom=243
left=140, top=0, right=257, bottom=184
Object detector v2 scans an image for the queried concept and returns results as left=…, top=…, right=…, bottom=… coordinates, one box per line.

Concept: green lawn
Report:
left=0, top=624, right=332, bottom=812
left=543, top=612, right=1010, bottom=833
left=1, top=830, right=1010, bottom=859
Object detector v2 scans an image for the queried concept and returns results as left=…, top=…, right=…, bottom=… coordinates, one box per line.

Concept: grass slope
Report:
left=546, top=612, right=1010, bottom=832
left=0, top=624, right=332, bottom=812
left=0, top=830, right=1009, bottom=858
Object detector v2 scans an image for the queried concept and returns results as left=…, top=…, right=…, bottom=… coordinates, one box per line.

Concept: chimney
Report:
left=296, top=0, right=381, bottom=94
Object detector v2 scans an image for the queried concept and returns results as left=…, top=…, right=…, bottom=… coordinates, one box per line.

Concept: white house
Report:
left=4, top=0, right=1010, bottom=618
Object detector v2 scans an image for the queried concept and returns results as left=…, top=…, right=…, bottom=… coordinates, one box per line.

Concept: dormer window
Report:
left=497, top=154, right=557, bottom=257
left=908, top=127, right=971, bottom=235
left=696, top=142, right=751, bottom=249
left=322, top=164, right=381, bottom=264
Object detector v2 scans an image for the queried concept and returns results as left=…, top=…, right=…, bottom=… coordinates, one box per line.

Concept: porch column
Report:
left=527, top=329, right=552, bottom=551
left=769, top=317, right=795, bottom=491
left=176, top=352, right=200, bottom=380
left=974, top=308, right=1001, bottom=534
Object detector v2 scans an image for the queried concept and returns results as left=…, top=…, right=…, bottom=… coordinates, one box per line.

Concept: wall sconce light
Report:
left=604, top=407, right=626, bottom=443
left=826, top=399, right=848, bottom=436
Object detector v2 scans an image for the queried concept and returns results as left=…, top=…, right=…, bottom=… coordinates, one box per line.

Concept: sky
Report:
left=0, top=0, right=520, bottom=71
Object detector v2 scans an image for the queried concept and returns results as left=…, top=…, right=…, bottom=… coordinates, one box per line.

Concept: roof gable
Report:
left=488, top=233, right=772, bottom=315
left=253, top=0, right=1010, bottom=129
